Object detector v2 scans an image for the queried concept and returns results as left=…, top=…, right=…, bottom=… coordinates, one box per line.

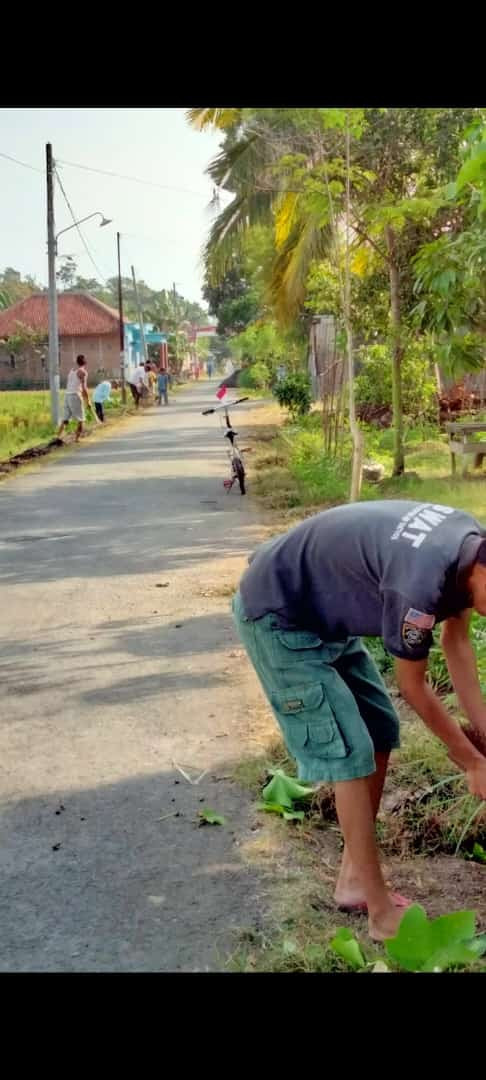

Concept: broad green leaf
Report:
left=330, top=928, right=366, bottom=970
left=256, top=800, right=287, bottom=814
left=421, top=942, right=480, bottom=973
left=466, top=934, right=486, bottom=958
left=429, top=910, right=476, bottom=950
left=256, top=801, right=305, bottom=822
left=198, top=808, right=226, bottom=826
left=262, top=769, right=314, bottom=809
left=385, top=905, right=432, bottom=971
left=385, top=905, right=477, bottom=972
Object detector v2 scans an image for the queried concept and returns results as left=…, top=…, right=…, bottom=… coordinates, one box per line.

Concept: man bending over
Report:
left=233, top=500, right=486, bottom=940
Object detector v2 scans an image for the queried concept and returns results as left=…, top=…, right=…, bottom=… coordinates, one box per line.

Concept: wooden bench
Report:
left=445, top=422, right=486, bottom=477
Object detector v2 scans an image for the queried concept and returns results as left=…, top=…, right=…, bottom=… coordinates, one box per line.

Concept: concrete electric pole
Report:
left=46, top=143, right=61, bottom=426
left=117, top=233, right=127, bottom=403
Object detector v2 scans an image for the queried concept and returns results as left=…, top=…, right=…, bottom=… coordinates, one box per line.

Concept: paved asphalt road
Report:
left=0, top=382, right=271, bottom=972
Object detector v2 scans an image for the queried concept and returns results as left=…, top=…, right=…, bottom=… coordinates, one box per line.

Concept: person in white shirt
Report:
left=57, top=355, right=92, bottom=442
left=127, top=363, right=147, bottom=409
left=92, top=379, right=119, bottom=422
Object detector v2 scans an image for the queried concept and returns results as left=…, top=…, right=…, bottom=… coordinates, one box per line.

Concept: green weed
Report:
left=331, top=905, right=486, bottom=973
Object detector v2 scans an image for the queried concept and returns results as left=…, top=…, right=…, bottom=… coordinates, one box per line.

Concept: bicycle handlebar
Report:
left=202, top=396, right=249, bottom=416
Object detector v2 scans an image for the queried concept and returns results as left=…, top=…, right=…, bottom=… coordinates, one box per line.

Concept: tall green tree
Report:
left=190, top=107, right=481, bottom=475
left=412, top=121, right=486, bottom=378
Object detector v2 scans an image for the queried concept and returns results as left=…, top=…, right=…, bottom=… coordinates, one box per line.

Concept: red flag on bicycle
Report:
left=216, top=385, right=227, bottom=401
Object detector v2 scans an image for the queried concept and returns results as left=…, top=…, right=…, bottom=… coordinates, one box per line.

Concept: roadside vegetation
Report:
left=189, top=106, right=486, bottom=971
left=0, top=389, right=134, bottom=463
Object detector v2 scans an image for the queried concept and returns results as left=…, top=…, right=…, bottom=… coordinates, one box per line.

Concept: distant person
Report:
left=157, top=367, right=169, bottom=406
left=92, top=379, right=119, bottom=423
left=128, top=362, right=147, bottom=408
left=206, top=359, right=214, bottom=378
left=145, top=362, right=156, bottom=403
left=57, top=354, right=92, bottom=442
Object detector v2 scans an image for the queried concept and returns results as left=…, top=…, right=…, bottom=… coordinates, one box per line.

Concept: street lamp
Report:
left=55, top=213, right=112, bottom=254
left=46, top=142, right=113, bottom=426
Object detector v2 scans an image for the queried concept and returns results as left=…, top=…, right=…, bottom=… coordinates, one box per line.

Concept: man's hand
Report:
left=395, top=656, right=486, bottom=775
left=466, top=759, right=486, bottom=799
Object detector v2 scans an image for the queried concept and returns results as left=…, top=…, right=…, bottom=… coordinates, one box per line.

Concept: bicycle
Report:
left=202, top=396, right=250, bottom=495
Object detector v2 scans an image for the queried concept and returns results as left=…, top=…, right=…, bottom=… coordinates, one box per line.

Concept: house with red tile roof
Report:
left=0, top=292, right=125, bottom=388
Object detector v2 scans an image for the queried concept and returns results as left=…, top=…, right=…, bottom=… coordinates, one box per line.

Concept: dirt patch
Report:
left=300, top=823, right=486, bottom=925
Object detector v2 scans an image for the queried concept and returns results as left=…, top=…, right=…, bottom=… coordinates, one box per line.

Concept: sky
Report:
left=0, top=108, right=229, bottom=307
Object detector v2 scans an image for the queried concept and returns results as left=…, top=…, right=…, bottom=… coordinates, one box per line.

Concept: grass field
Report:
left=0, top=389, right=136, bottom=462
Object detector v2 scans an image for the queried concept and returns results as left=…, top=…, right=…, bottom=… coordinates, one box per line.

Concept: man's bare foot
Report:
left=368, top=902, right=404, bottom=942
left=336, top=868, right=412, bottom=911
left=335, top=889, right=411, bottom=913
left=335, top=867, right=411, bottom=912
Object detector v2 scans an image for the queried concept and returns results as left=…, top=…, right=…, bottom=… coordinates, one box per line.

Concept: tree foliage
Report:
left=190, top=107, right=484, bottom=476
left=355, top=341, right=437, bottom=420
left=412, top=122, right=486, bottom=376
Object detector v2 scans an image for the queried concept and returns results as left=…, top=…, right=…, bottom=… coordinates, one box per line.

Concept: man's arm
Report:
left=78, top=368, right=90, bottom=404
left=395, top=657, right=486, bottom=798
left=440, top=609, right=486, bottom=732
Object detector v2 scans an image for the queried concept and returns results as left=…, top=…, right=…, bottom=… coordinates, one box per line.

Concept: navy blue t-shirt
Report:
left=239, top=500, right=484, bottom=661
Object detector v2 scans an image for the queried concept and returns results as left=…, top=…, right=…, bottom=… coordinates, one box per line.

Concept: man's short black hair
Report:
left=475, top=539, right=486, bottom=566
left=76, top=354, right=86, bottom=366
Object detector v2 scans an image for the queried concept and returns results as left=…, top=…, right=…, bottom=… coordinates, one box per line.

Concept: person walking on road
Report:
left=156, top=367, right=169, bottom=406
left=233, top=499, right=486, bottom=942
left=92, top=379, right=119, bottom=423
left=57, top=354, right=92, bottom=442
left=127, top=362, right=147, bottom=408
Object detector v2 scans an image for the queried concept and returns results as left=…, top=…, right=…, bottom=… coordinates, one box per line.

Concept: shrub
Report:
left=239, top=361, right=271, bottom=390
left=273, top=373, right=312, bottom=419
left=355, top=341, right=437, bottom=421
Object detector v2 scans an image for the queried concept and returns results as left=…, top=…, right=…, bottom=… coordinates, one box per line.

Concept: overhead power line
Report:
left=1, top=149, right=215, bottom=201
left=0, top=150, right=43, bottom=173
left=56, top=157, right=208, bottom=197
left=54, top=165, right=109, bottom=282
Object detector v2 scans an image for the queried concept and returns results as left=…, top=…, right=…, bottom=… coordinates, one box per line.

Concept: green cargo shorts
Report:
left=232, top=590, right=399, bottom=783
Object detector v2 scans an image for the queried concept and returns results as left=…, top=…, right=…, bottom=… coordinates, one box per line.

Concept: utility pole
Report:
left=46, top=143, right=61, bottom=426
left=131, top=266, right=148, bottom=365
left=117, top=233, right=126, bottom=402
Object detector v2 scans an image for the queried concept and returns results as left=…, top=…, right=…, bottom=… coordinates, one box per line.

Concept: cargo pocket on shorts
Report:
left=271, top=629, right=322, bottom=667
left=270, top=682, right=348, bottom=761
left=274, top=630, right=345, bottom=665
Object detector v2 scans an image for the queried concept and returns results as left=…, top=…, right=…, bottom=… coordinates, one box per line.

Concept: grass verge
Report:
left=0, top=389, right=137, bottom=462
left=241, top=401, right=486, bottom=523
